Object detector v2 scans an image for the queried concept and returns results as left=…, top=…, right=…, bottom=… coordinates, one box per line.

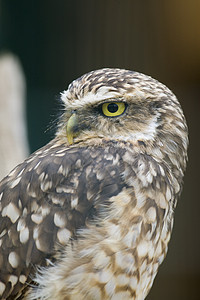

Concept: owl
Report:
left=0, top=68, right=188, bottom=300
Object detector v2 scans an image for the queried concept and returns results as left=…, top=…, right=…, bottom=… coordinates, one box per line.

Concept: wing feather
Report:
left=0, top=138, right=127, bottom=299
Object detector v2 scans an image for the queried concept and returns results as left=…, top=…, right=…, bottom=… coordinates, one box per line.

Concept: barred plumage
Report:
left=0, top=68, right=188, bottom=299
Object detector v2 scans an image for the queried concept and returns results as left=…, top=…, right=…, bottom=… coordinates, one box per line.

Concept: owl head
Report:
left=58, top=68, right=188, bottom=170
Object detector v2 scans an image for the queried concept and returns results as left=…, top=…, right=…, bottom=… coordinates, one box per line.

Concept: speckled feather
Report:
left=0, top=68, right=188, bottom=299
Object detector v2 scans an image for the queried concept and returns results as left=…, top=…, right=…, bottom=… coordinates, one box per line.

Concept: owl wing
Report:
left=0, top=138, right=127, bottom=299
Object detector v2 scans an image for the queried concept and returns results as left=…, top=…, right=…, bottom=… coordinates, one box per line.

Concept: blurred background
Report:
left=0, top=0, right=199, bottom=299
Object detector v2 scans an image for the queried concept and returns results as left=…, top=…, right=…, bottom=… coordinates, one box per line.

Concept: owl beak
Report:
left=66, top=112, right=79, bottom=145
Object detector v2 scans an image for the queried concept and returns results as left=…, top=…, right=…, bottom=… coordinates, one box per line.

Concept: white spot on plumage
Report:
left=85, top=165, right=92, bottom=178
left=33, top=227, right=39, bottom=240
left=115, top=252, right=135, bottom=272
left=17, top=168, right=25, bottom=177
left=110, top=170, right=116, bottom=176
left=0, top=282, right=6, bottom=296
left=41, top=205, right=50, bottom=217
left=2, top=202, right=20, bottom=223
left=137, top=241, right=149, bottom=257
left=155, top=241, right=162, bottom=258
left=39, top=172, right=45, bottom=181
left=10, top=177, right=21, bottom=188
left=96, top=170, right=105, bottom=180
left=122, top=229, right=137, bottom=248
left=17, top=218, right=26, bottom=232
left=71, top=196, right=78, bottom=209
left=147, top=241, right=156, bottom=259
left=111, top=291, right=131, bottom=299
left=159, top=165, right=165, bottom=177
left=22, top=207, right=28, bottom=217
left=31, top=213, right=43, bottom=224
left=86, top=190, right=93, bottom=201
left=173, top=177, right=180, bottom=193
left=58, top=165, right=68, bottom=176
left=56, top=186, right=73, bottom=193
left=19, top=227, right=29, bottom=243
left=27, top=183, right=37, bottom=198
left=8, top=275, right=18, bottom=286
left=158, top=193, right=167, bottom=209
left=40, top=180, right=52, bottom=192
left=130, top=276, right=138, bottom=290
left=57, top=228, right=71, bottom=245
left=18, top=199, right=22, bottom=209
left=8, top=252, right=19, bottom=268
left=105, top=277, right=116, bottom=296
left=116, top=274, right=129, bottom=286
left=157, top=253, right=165, bottom=264
left=51, top=196, right=64, bottom=206
left=75, top=159, right=81, bottom=168
left=166, top=186, right=172, bottom=201
left=54, top=152, right=65, bottom=157
left=19, top=275, right=27, bottom=284
left=98, top=269, right=113, bottom=283
left=93, top=250, right=110, bottom=269
left=156, top=180, right=160, bottom=189
left=31, top=200, right=39, bottom=212
left=108, top=223, right=121, bottom=240
left=146, top=207, right=157, bottom=223
left=79, top=246, right=96, bottom=258
left=0, top=229, right=6, bottom=238
left=136, top=192, right=146, bottom=209
left=36, top=239, right=43, bottom=252
left=154, top=231, right=160, bottom=244
left=55, top=149, right=66, bottom=154
left=146, top=171, right=153, bottom=184
left=8, top=168, right=17, bottom=177
left=54, top=213, right=66, bottom=228
left=34, top=161, right=41, bottom=170
left=149, top=162, right=157, bottom=177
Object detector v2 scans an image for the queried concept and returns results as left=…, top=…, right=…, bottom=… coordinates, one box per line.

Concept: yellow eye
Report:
left=101, top=102, right=126, bottom=117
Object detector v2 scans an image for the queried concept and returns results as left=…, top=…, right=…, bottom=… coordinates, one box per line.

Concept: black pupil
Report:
left=107, top=103, right=118, bottom=113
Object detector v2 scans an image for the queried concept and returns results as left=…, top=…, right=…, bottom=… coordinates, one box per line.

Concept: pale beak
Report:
left=66, top=113, right=78, bottom=145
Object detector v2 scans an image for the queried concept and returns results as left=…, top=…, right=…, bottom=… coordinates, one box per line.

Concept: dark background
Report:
left=0, top=1, right=199, bottom=299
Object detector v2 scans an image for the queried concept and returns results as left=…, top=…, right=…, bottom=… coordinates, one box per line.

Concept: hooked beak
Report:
left=66, top=113, right=79, bottom=145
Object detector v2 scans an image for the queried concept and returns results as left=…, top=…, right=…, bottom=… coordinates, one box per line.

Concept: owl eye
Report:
left=101, top=102, right=126, bottom=117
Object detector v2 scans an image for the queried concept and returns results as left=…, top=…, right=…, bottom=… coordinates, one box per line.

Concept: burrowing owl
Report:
left=0, top=68, right=188, bottom=299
